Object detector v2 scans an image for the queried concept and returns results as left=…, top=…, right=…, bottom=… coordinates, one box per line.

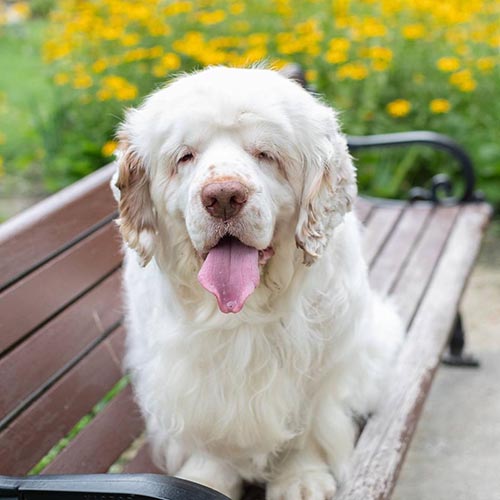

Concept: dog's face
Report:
left=114, top=67, right=356, bottom=313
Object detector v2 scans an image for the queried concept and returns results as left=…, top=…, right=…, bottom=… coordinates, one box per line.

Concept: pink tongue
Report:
left=198, top=237, right=260, bottom=313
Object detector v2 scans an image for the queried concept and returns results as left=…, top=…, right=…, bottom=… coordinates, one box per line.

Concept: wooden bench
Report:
left=0, top=133, right=492, bottom=499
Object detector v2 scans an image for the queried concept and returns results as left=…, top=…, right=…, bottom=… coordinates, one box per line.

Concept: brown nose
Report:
left=201, top=181, right=249, bottom=220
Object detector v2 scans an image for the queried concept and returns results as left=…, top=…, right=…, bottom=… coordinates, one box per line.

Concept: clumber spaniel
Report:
left=111, top=67, right=403, bottom=500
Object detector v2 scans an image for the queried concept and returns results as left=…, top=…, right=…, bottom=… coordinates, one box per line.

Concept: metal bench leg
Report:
left=442, top=313, right=480, bottom=368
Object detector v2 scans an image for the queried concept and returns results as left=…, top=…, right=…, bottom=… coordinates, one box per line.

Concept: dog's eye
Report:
left=256, top=151, right=273, bottom=162
left=178, top=152, right=194, bottom=164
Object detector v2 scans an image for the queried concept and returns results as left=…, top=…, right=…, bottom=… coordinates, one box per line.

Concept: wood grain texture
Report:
left=121, top=442, right=163, bottom=474
left=363, top=205, right=404, bottom=267
left=0, top=164, right=116, bottom=291
left=42, top=385, right=143, bottom=474
left=390, top=206, right=460, bottom=327
left=0, top=327, right=125, bottom=475
left=369, top=203, right=432, bottom=296
left=0, top=271, right=122, bottom=422
left=336, top=203, right=492, bottom=500
left=0, top=222, right=122, bottom=355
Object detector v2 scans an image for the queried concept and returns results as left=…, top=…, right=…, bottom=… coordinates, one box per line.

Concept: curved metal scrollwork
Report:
left=347, top=131, right=484, bottom=204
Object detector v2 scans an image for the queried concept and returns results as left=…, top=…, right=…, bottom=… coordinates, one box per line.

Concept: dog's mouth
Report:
left=197, top=236, right=273, bottom=314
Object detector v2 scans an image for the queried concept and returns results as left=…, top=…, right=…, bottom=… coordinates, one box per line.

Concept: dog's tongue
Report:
left=198, top=237, right=259, bottom=313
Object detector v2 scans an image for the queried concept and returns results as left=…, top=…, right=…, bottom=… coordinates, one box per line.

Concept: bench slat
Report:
left=42, top=385, right=143, bottom=474
left=121, top=442, right=163, bottom=474
left=0, top=164, right=116, bottom=292
left=336, top=202, right=492, bottom=500
left=354, top=198, right=374, bottom=224
left=0, top=222, right=122, bottom=355
left=390, top=206, right=460, bottom=327
left=0, top=327, right=125, bottom=475
left=369, top=204, right=432, bottom=295
left=0, top=271, right=122, bottom=423
left=363, top=206, right=403, bottom=266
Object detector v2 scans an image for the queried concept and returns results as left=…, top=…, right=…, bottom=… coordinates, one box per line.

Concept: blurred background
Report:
left=0, top=0, right=499, bottom=218
left=0, top=0, right=498, bottom=497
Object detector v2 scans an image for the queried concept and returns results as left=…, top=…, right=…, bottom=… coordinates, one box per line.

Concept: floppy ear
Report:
left=113, top=141, right=157, bottom=267
left=295, top=114, right=357, bottom=266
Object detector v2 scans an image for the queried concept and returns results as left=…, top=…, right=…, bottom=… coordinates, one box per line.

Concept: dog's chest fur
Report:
left=126, top=299, right=328, bottom=476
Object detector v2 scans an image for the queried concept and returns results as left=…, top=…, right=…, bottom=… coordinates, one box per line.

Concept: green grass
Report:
left=0, top=20, right=53, bottom=192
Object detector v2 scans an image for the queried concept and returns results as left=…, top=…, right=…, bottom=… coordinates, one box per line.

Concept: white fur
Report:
left=114, top=67, right=403, bottom=499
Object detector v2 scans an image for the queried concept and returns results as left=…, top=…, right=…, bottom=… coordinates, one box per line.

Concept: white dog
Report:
left=111, top=66, right=402, bottom=500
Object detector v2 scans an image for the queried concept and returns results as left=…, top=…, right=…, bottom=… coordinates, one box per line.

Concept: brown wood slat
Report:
left=0, top=222, right=122, bottom=355
left=337, top=203, right=492, bottom=500
left=390, top=206, right=460, bottom=327
left=354, top=197, right=374, bottom=224
left=369, top=203, right=432, bottom=296
left=363, top=204, right=404, bottom=266
left=0, top=164, right=116, bottom=291
left=42, top=385, right=144, bottom=474
left=0, top=327, right=125, bottom=475
left=0, top=271, right=123, bottom=422
left=121, top=442, right=163, bottom=474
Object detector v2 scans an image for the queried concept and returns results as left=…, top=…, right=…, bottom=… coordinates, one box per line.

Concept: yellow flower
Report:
left=99, top=76, right=138, bottom=101
left=102, top=140, right=118, bottom=157
left=230, top=2, right=245, bottom=15
left=328, top=38, right=350, bottom=52
left=337, top=62, right=369, bottom=80
left=402, top=24, right=426, bottom=40
left=92, top=59, right=108, bottom=73
left=54, top=73, right=70, bottom=85
left=11, top=2, right=31, bottom=20
left=386, top=99, right=411, bottom=118
left=325, top=38, right=350, bottom=64
left=121, top=33, right=140, bottom=47
left=163, top=1, right=192, bottom=16
left=437, top=57, right=460, bottom=72
left=449, top=69, right=477, bottom=92
left=477, top=57, right=495, bottom=73
left=305, top=69, right=318, bottom=82
left=73, top=73, right=93, bottom=89
left=197, top=10, right=226, bottom=25
left=429, top=98, right=451, bottom=114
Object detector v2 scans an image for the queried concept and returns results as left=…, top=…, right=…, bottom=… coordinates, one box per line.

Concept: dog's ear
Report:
left=113, top=138, right=157, bottom=267
left=295, top=109, right=357, bottom=266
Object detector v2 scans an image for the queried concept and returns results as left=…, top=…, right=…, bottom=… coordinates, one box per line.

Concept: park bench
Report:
left=0, top=123, right=492, bottom=498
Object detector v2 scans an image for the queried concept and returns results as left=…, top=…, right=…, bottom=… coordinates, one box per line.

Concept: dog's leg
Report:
left=267, top=437, right=337, bottom=500
left=176, top=452, right=243, bottom=500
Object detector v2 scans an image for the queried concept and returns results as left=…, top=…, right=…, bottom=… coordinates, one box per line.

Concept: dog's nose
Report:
left=201, top=181, right=249, bottom=220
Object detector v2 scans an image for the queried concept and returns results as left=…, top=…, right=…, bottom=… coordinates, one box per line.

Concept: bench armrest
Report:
left=347, top=131, right=483, bottom=203
left=0, top=474, right=229, bottom=500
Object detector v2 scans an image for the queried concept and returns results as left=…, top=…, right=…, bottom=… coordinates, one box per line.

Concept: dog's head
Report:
left=114, top=67, right=356, bottom=313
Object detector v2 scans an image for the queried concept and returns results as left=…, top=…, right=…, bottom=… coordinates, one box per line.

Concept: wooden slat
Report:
left=0, top=164, right=116, bottom=291
left=121, top=442, right=163, bottom=474
left=390, top=206, right=460, bottom=327
left=336, top=203, right=492, bottom=500
left=369, top=204, right=432, bottom=296
left=42, top=385, right=144, bottom=474
left=0, top=222, right=122, bottom=355
left=0, top=271, right=123, bottom=422
left=354, top=197, right=374, bottom=224
left=0, top=327, right=125, bottom=475
left=363, top=205, right=404, bottom=266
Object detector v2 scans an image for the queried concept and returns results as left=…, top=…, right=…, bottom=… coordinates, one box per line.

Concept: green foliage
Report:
left=0, top=0, right=499, bottom=206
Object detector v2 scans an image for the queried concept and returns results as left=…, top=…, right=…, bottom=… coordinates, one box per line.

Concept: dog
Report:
left=111, top=66, right=403, bottom=500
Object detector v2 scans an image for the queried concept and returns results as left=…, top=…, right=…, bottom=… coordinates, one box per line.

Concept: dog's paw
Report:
left=267, top=470, right=337, bottom=500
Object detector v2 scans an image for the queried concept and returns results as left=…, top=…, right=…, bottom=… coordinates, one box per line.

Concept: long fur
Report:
left=113, top=67, right=403, bottom=500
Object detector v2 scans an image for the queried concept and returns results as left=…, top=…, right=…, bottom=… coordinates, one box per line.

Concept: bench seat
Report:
left=0, top=163, right=492, bottom=499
